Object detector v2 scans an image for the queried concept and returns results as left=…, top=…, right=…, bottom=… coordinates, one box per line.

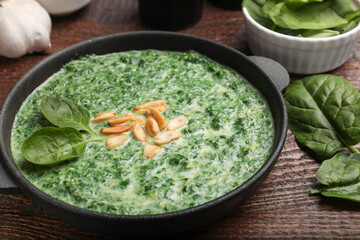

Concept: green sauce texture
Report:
left=11, top=50, right=274, bottom=215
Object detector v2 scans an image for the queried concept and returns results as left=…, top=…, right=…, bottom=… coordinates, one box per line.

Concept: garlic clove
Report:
left=0, top=3, right=28, bottom=58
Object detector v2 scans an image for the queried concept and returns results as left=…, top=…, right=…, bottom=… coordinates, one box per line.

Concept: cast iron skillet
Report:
left=0, top=31, right=289, bottom=236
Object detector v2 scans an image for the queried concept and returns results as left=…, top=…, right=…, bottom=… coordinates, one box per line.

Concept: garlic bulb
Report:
left=0, top=0, right=51, bottom=58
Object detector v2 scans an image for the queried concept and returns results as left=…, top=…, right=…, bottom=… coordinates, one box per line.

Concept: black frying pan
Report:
left=0, top=31, right=289, bottom=236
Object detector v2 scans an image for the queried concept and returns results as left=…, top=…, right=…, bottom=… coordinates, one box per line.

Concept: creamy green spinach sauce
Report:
left=11, top=50, right=274, bottom=215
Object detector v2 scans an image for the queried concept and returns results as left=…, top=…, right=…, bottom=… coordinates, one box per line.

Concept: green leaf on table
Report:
left=40, top=96, right=96, bottom=135
left=21, top=127, right=88, bottom=165
left=284, top=74, right=360, bottom=160
left=268, top=1, right=348, bottom=30
left=311, top=153, right=360, bottom=202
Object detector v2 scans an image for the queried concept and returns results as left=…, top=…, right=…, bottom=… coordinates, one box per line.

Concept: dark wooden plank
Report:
left=0, top=0, right=360, bottom=239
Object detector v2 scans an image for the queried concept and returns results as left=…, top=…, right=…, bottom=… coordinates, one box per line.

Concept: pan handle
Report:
left=248, top=56, right=290, bottom=92
left=0, top=160, right=20, bottom=194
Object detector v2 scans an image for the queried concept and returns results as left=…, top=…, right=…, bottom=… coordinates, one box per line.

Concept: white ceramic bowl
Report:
left=36, top=0, right=91, bottom=16
left=243, top=1, right=360, bottom=74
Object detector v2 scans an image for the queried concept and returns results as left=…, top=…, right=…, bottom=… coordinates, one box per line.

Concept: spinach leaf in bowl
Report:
left=331, top=0, right=353, bottom=16
left=268, top=1, right=347, bottom=30
left=243, top=0, right=274, bottom=28
left=298, top=29, right=340, bottom=37
left=243, top=0, right=360, bottom=37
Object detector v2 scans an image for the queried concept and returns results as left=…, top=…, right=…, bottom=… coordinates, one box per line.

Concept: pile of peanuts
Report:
left=91, top=100, right=187, bottom=159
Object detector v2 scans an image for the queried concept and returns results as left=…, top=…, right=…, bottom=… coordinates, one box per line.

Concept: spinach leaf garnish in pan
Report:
left=21, top=96, right=105, bottom=165
left=21, top=127, right=103, bottom=165
left=40, top=96, right=97, bottom=135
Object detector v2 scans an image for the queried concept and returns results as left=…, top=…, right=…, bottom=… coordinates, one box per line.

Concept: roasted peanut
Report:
left=145, top=118, right=159, bottom=137
left=144, top=144, right=162, bottom=159
left=154, top=131, right=181, bottom=145
left=132, top=123, right=149, bottom=142
left=167, top=115, right=187, bottom=130
left=133, top=100, right=168, bottom=113
left=91, top=111, right=116, bottom=123
left=126, top=121, right=136, bottom=127
left=146, top=107, right=166, bottom=130
left=106, top=134, right=129, bottom=149
left=108, top=112, right=133, bottom=126
left=145, top=110, right=154, bottom=120
left=100, top=125, right=133, bottom=135
left=130, top=115, right=147, bottom=125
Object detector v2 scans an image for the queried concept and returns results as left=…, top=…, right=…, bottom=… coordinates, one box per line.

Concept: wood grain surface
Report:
left=1, top=0, right=360, bottom=239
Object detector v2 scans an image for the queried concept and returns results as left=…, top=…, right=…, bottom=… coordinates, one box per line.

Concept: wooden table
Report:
left=1, top=1, right=360, bottom=239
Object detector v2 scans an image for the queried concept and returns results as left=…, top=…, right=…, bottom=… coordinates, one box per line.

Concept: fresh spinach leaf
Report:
left=253, top=0, right=267, bottom=6
left=284, top=74, right=360, bottom=160
left=334, top=19, right=358, bottom=33
left=40, top=96, right=96, bottom=135
left=21, top=127, right=88, bottom=165
left=273, top=27, right=304, bottom=36
left=311, top=182, right=360, bottom=202
left=344, top=10, right=360, bottom=21
left=332, top=11, right=360, bottom=33
left=298, top=29, right=339, bottom=37
left=330, top=0, right=353, bottom=17
left=21, top=127, right=105, bottom=165
left=285, top=0, right=323, bottom=9
left=243, top=0, right=359, bottom=38
left=243, top=0, right=275, bottom=29
left=261, top=0, right=280, bottom=17
left=311, top=153, right=360, bottom=203
left=268, top=1, right=347, bottom=30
